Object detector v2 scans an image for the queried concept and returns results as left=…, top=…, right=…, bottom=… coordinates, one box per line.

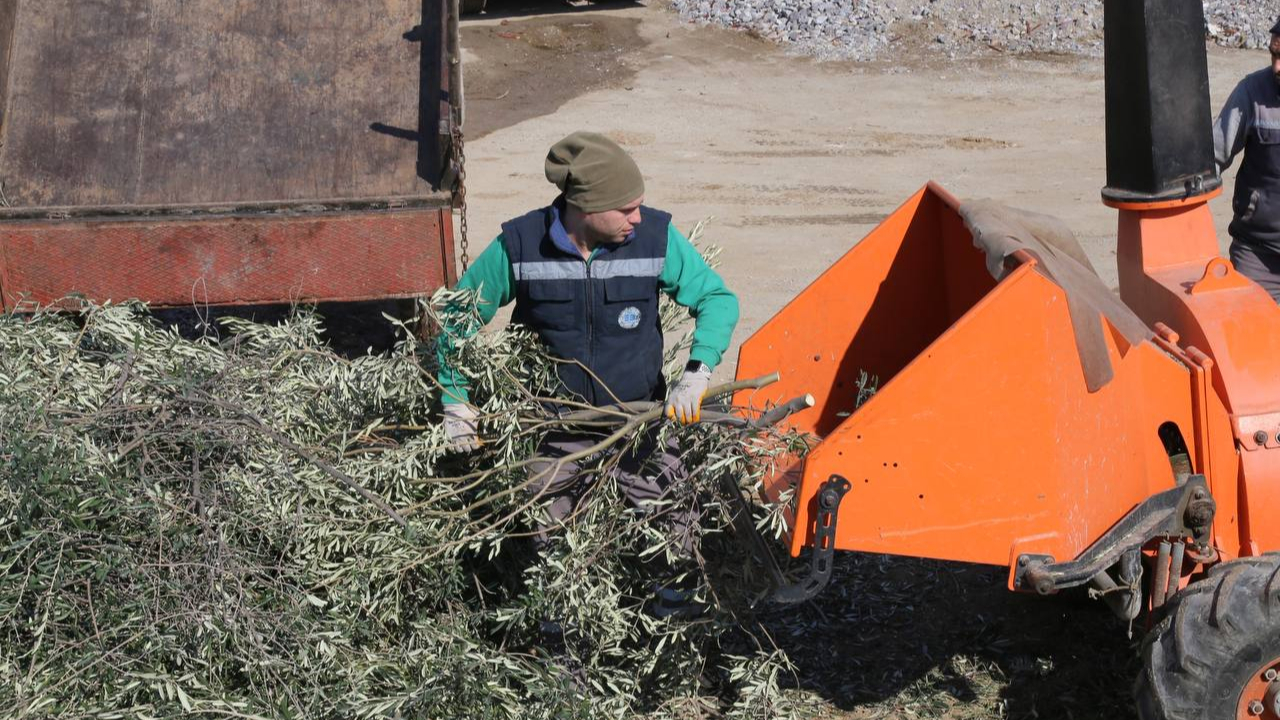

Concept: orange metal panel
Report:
left=1117, top=204, right=1280, bottom=416
left=0, top=208, right=455, bottom=310
left=734, top=183, right=994, bottom=446
left=734, top=184, right=979, bottom=528
left=736, top=183, right=1240, bottom=572
left=792, top=264, right=1197, bottom=567
left=1146, top=329, right=1240, bottom=557
left=1116, top=200, right=1280, bottom=556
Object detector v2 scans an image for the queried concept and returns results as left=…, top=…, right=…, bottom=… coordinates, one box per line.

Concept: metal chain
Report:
left=451, top=119, right=470, bottom=274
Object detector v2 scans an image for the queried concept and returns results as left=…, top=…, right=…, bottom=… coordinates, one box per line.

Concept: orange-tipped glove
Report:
left=443, top=403, right=482, bottom=452
left=665, top=361, right=712, bottom=425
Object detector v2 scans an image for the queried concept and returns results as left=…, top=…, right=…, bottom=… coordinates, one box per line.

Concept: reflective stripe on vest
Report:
left=511, top=257, right=665, bottom=282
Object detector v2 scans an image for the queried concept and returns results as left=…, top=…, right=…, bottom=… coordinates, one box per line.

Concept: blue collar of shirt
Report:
left=547, top=202, right=581, bottom=257
left=549, top=198, right=636, bottom=258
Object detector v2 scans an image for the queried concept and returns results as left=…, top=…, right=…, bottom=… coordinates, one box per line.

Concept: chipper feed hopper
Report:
left=736, top=1, right=1280, bottom=717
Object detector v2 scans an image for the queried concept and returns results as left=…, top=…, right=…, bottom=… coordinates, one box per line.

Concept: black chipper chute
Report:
left=1101, top=0, right=1221, bottom=205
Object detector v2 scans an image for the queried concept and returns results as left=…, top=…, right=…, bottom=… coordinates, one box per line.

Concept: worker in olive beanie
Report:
left=437, top=129, right=740, bottom=617
left=440, top=129, right=736, bottom=425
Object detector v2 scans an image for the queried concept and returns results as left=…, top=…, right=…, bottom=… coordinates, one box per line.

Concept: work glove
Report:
left=665, top=362, right=712, bottom=425
left=443, top=403, right=482, bottom=452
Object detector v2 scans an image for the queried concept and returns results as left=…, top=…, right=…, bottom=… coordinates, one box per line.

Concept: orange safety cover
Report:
left=736, top=183, right=1237, bottom=571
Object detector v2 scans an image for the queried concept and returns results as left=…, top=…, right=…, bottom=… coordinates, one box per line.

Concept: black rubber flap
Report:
left=1102, top=0, right=1221, bottom=204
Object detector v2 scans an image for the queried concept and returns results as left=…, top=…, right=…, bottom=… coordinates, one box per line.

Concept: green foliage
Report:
left=0, top=289, right=810, bottom=719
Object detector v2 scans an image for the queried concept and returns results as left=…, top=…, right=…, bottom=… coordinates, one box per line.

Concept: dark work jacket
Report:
left=501, top=201, right=670, bottom=406
left=1231, top=70, right=1280, bottom=249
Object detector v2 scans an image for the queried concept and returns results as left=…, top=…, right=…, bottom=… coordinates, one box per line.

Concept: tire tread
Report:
left=1135, top=555, right=1280, bottom=720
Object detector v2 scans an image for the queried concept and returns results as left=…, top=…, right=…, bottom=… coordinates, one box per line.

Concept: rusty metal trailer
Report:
left=0, top=0, right=463, bottom=311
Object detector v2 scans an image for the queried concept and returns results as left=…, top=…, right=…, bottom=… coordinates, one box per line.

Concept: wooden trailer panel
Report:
left=0, top=0, right=452, bottom=207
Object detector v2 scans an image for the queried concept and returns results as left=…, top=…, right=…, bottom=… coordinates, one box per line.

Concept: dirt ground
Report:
left=457, top=3, right=1268, bottom=718
left=460, top=0, right=1260, bottom=385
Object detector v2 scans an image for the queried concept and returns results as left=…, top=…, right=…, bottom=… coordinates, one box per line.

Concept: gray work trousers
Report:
left=527, top=431, right=695, bottom=555
left=1230, top=238, right=1280, bottom=303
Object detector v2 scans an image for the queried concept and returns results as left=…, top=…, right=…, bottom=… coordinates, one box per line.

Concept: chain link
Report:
left=451, top=118, right=470, bottom=274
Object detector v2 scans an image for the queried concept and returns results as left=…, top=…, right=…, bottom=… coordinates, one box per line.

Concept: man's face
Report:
left=1271, top=34, right=1280, bottom=83
left=581, top=196, right=644, bottom=246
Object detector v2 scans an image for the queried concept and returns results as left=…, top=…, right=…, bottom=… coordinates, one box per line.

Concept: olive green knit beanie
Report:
left=544, top=131, right=645, bottom=213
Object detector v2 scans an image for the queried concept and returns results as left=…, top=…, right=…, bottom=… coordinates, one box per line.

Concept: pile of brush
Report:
left=0, top=280, right=818, bottom=719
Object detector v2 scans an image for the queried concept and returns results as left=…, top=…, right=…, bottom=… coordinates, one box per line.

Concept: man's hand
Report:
left=443, top=403, right=482, bottom=452
left=665, top=362, right=712, bottom=425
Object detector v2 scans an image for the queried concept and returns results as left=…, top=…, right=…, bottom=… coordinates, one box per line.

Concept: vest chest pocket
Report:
left=520, top=280, right=580, bottom=331
left=602, top=277, right=657, bottom=334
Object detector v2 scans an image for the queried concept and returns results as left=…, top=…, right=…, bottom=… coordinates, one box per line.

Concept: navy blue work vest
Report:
left=501, top=200, right=671, bottom=406
left=1231, top=69, right=1280, bottom=251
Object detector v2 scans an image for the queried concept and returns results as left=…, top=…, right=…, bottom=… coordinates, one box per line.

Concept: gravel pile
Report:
left=1204, top=1, right=1275, bottom=49
left=667, top=0, right=1279, bottom=61
left=666, top=0, right=894, bottom=60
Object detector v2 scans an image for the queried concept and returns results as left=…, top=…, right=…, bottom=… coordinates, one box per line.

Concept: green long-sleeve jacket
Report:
left=437, top=223, right=739, bottom=404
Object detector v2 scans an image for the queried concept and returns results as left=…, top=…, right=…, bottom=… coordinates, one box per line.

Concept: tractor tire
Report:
left=1135, top=554, right=1280, bottom=720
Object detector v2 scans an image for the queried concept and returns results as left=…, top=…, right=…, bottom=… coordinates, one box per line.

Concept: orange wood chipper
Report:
left=735, top=2, right=1280, bottom=718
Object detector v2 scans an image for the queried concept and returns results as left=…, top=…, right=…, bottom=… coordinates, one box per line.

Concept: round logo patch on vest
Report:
left=618, top=306, right=642, bottom=330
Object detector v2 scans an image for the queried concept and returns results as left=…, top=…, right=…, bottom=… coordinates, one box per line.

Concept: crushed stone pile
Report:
left=666, top=0, right=1278, bottom=62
